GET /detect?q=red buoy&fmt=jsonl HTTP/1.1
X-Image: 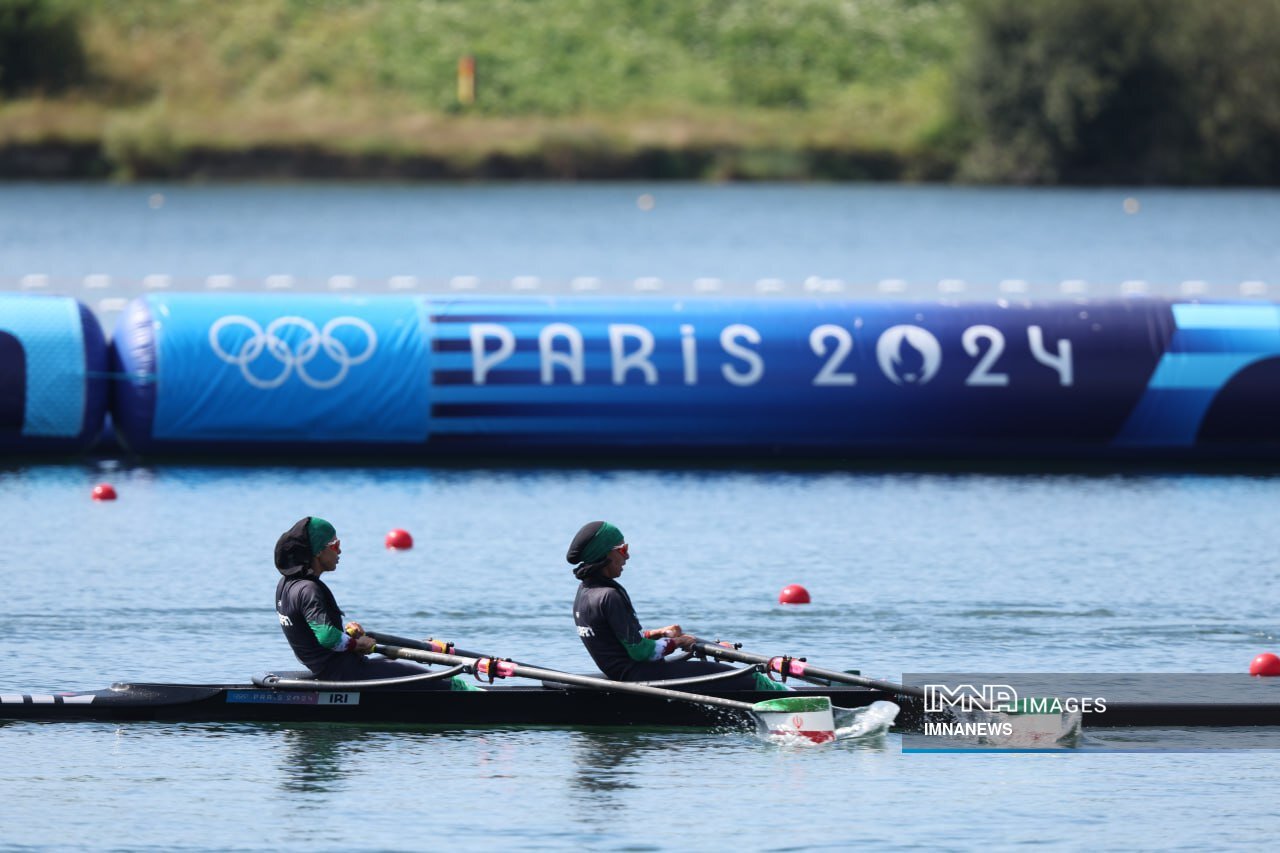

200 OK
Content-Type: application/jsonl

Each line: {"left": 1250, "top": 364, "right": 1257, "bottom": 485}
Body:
{"left": 91, "top": 483, "right": 117, "bottom": 501}
{"left": 385, "top": 528, "right": 414, "bottom": 550}
{"left": 1250, "top": 652, "right": 1280, "bottom": 677}
{"left": 778, "top": 584, "right": 811, "bottom": 605}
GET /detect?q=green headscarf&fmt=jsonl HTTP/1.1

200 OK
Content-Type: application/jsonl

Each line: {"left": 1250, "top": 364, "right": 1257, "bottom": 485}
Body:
{"left": 307, "top": 517, "right": 337, "bottom": 555}
{"left": 577, "top": 521, "right": 624, "bottom": 564}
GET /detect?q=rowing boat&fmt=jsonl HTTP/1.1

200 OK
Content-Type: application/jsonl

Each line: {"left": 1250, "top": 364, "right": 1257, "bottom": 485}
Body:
{"left": 0, "top": 677, "right": 876, "bottom": 728}
{"left": 4, "top": 675, "right": 1279, "bottom": 729}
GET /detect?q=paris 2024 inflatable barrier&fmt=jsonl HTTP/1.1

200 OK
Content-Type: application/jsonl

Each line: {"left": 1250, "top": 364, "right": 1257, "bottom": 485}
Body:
{"left": 103, "top": 293, "right": 1280, "bottom": 459}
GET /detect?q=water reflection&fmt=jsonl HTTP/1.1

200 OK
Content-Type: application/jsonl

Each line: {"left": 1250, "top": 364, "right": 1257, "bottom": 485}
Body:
{"left": 269, "top": 724, "right": 452, "bottom": 794}
{"left": 268, "top": 724, "right": 527, "bottom": 795}
{"left": 276, "top": 726, "right": 357, "bottom": 794}
{"left": 565, "top": 728, "right": 768, "bottom": 796}
{"left": 568, "top": 730, "right": 648, "bottom": 798}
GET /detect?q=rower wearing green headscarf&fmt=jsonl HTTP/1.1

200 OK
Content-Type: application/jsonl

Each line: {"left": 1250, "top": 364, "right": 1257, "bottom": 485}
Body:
{"left": 274, "top": 516, "right": 481, "bottom": 690}
{"left": 568, "top": 521, "right": 786, "bottom": 691}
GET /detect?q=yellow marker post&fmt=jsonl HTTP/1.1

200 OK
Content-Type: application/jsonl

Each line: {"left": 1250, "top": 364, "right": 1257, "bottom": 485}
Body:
{"left": 457, "top": 55, "right": 476, "bottom": 105}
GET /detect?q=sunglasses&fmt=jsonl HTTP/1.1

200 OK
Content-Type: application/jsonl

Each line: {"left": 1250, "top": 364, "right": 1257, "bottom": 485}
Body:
{"left": 612, "top": 543, "right": 629, "bottom": 555}
{"left": 327, "top": 539, "right": 342, "bottom": 554}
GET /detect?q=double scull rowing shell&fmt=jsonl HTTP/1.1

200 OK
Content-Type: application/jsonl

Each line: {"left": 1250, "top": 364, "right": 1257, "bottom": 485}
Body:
{"left": 4, "top": 676, "right": 1280, "bottom": 729}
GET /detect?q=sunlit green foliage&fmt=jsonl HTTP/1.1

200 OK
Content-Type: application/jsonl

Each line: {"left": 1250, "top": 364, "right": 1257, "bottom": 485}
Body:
{"left": 75, "top": 0, "right": 961, "bottom": 114}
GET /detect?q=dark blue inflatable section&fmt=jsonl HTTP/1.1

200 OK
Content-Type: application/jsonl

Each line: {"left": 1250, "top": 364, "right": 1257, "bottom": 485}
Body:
{"left": 102, "top": 293, "right": 1280, "bottom": 458}
{"left": 0, "top": 293, "right": 107, "bottom": 453}
{"left": 108, "top": 296, "right": 158, "bottom": 454}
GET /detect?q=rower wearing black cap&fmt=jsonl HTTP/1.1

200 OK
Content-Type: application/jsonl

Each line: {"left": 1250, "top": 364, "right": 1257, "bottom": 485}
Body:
{"left": 568, "top": 520, "right": 786, "bottom": 691}
{"left": 274, "top": 516, "right": 479, "bottom": 689}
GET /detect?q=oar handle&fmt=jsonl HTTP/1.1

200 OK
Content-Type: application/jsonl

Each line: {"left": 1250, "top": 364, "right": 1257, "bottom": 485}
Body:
{"left": 372, "top": 642, "right": 757, "bottom": 712}
{"left": 691, "top": 639, "right": 925, "bottom": 699}
{"left": 365, "top": 630, "right": 499, "bottom": 663}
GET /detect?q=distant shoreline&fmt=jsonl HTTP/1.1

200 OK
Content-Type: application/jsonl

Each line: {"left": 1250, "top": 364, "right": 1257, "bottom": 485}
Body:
{"left": 0, "top": 139, "right": 936, "bottom": 183}
{"left": 5, "top": 139, "right": 1273, "bottom": 185}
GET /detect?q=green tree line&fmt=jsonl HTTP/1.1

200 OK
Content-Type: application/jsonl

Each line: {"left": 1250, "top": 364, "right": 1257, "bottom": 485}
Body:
{"left": 1, "top": 0, "right": 1277, "bottom": 183}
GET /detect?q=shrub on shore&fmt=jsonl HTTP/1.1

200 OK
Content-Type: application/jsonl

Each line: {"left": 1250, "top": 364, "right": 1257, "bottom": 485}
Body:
{"left": 0, "top": 0, "right": 86, "bottom": 95}
{"left": 955, "top": 0, "right": 1280, "bottom": 184}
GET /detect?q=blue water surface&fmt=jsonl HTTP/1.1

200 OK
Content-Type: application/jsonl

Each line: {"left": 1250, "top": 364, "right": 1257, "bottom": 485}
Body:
{"left": 3, "top": 183, "right": 1280, "bottom": 850}
{"left": 1, "top": 182, "right": 1277, "bottom": 288}
{"left": 2, "top": 464, "right": 1278, "bottom": 850}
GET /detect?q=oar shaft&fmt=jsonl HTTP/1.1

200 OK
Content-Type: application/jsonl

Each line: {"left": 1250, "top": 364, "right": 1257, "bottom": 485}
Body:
{"left": 692, "top": 640, "right": 925, "bottom": 699}
{"left": 366, "top": 630, "right": 496, "bottom": 663}
{"left": 374, "top": 643, "right": 757, "bottom": 713}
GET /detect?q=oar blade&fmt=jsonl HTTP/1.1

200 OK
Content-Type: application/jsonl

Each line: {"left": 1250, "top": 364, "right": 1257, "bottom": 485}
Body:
{"left": 995, "top": 698, "right": 1083, "bottom": 746}
{"left": 751, "top": 696, "right": 836, "bottom": 744}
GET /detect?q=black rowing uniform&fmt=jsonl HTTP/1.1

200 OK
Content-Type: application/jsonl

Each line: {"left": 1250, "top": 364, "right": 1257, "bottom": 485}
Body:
{"left": 573, "top": 576, "right": 754, "bottom": 687}
{"left": 276, "top": 573, "right": 352, "bottom": 675}
{"left": 275, "top": 572, "right": 446, "bottom": 684}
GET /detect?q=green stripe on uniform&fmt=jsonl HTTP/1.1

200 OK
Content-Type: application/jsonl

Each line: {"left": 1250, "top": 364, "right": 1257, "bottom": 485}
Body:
{"left": 310, "top": 622, "right": 344, "bottom": 649}
{"left": 622, "top": 637, "right": 657, "bottom": 661}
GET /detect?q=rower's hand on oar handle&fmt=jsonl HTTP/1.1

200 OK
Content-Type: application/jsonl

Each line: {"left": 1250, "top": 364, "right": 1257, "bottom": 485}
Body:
{"left": 645, "top": 624, "right": 683, "bottom": 639}
{"left": 344, "top": 622, "right": 374, "bottom": 653}
{"left": 662, "top": 634, "right": 697, "bottom": 655}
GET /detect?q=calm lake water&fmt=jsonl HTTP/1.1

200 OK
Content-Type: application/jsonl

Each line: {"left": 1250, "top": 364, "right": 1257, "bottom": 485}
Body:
{"left": 2, "top": 182, "right": 1278, "bottom": 297}
{"left": 3, "top": 184, "right": 1280, "bottom": 850}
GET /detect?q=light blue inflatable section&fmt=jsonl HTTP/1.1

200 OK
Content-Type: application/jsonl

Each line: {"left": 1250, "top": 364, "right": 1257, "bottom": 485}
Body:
{"left": 150, "top": 294, "right": 431, "bottom": 443}
{"left": 0, "top": 294, "right": 86, "bottom": 437}
{"left": 1114, "top": 303, "right": 1280, "bottom": 446}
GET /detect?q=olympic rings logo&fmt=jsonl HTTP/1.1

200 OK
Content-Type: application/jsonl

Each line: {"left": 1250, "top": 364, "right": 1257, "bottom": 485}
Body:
{"left": 208, "top": 315, "right": 378, "bottom": 390}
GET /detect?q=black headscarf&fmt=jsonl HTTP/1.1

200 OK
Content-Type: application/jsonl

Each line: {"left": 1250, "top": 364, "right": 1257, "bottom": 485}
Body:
{"left": 274, "top": 517, "right": 317, "bottom": 578}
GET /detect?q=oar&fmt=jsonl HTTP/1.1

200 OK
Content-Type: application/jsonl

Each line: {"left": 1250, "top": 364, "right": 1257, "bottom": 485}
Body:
{"left": 366, "top": 631, "right": 535, "bottom": 667}
{"left": 691, "top": 638, "right": 925, "bottom": 700}
{"left": 372, "top": 641, "right": 839, "bottom": 743}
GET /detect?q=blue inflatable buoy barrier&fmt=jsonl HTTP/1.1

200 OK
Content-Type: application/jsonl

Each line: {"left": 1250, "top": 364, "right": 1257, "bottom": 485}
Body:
{"left": 105, "top": 293, "right": 1280, "bottom": 459}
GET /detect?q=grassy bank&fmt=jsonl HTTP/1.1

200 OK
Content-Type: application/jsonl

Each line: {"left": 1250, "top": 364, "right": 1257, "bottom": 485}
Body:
{"left": 3, "top": 0, "right": 1278, "bottom": 183}
{"left": 0, "top": 0, "right": 965, "bottom": 180}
